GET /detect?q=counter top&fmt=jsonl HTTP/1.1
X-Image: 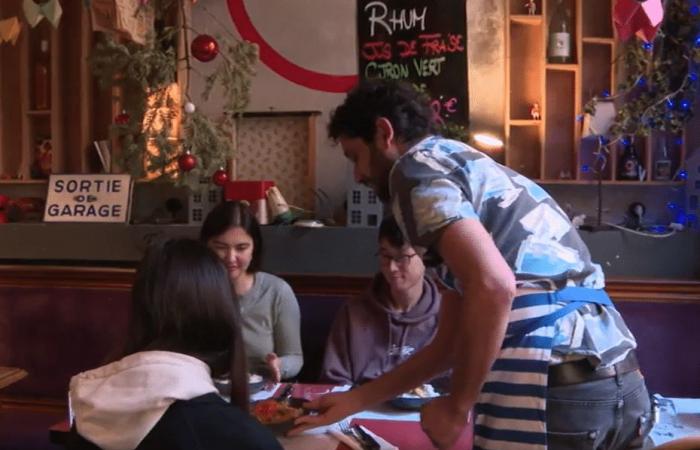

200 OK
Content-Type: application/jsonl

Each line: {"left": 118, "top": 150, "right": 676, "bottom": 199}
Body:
{"left": 0, "top": 223, "right": 698, "bottom": 279}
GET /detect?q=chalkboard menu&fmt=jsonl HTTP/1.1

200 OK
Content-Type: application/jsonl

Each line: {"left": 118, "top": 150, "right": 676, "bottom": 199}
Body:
{"left": 357, "top": 0, "right": 469, "bottom": 128}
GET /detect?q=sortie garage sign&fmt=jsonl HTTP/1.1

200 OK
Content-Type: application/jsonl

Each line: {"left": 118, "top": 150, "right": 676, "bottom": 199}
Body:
{"left": 43, "top": 174, "right": 133, "bottom": 223}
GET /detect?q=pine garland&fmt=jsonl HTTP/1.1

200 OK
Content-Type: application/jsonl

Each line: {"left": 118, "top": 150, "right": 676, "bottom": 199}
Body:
{"left": 91, "top": 29, "right": 178, "bottom": 179}
{"left": 90, "top": 1, "right": 258, "bottom": 184}
{"left": 585, "top": 0, "right": 700, "bottom": 143}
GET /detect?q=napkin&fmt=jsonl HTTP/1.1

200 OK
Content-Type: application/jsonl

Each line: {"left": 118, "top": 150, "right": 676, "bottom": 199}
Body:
{"left": 327, "top": 423, "right": 398, "bottom": 450}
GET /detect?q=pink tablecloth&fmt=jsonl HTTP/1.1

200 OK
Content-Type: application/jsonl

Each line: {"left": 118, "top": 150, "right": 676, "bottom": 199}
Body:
{"left": 348, "top": 418, "right": 473, "bottom": 450}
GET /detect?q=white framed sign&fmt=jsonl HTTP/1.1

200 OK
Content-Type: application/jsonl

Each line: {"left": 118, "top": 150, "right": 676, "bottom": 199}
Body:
{"left": 43, "top": 174, "right": 133, "bottom": 223}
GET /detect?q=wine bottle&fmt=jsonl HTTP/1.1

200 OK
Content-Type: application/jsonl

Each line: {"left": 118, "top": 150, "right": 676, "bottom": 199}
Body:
{"left": 34, "top": 39, "right": 50, "bottom": 110}
{"left": 653, "top": 137, "right": 672, "bottom": 181}
{"left": 548, "top": 0, "right": 572, "bottom": 64}
{"left": 618, "top": 140, "right": 641, "bottom": 181}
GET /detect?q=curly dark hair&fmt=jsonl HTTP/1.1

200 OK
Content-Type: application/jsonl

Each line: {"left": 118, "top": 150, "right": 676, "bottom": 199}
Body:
{"left": 328, "top": 80, "right": 436, "bottom": 143}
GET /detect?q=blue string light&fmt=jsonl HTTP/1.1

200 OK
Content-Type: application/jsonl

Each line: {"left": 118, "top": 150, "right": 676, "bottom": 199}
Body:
{"left": 675, "top": 211, "right": 688, "bottom": 225}
{"left": 637, "top": 76, "right": 647, "bottom": 87}
{"left": 621, "top": 137, "right": 631, "bottom": 146}
{"left": 675, "top": 137, "right": 684, "bottom": 146}
{"left": 695, "top": 35, "right": 700, "bottom": 47}
{"left": 642, "top": 42, "right": 654, "bottom": 51}
{"left": 647, "top": 225, "right": 668, "bottom": 234}
{"left": 679, "top": 169, "right": 688, "bottom": 180}
{"left": 666, "top": 98, "right": 676, "bottom": 109}
{"left": 601, "top": 89, "right": 611, "bottom": 98}
{"left": 690, "top": 72, "right": 699, "bottom": 82}
{"left": 680, "top": 99, "right": 691, "bottom": 110}
{"left": 582, "top": 164, "right": 590, "bottom": 173}
{"left": 691, "top": 4, "right": 700, "bottom": 15}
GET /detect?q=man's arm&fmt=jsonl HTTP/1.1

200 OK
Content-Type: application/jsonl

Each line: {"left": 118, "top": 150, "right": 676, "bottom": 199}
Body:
{"left": 438, "top": 218, "right": 516, "bottom": 411}
{"left": 420, "top": 218, "right": 516, "bottom": 448}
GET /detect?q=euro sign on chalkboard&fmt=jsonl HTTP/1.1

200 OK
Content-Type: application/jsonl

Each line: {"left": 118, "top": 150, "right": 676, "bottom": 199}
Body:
{"left": 357, "top": 0, "right": 469, "bottom": 129}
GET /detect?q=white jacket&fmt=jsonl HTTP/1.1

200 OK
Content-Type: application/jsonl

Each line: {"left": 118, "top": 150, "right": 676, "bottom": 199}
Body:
{"left": 69, "top": 351, "right": 217, "bottom": 450}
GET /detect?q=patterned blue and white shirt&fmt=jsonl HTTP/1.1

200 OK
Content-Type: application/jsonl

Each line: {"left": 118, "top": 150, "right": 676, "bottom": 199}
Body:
{"left": 390, "top": 136, "right": 636, "bottom": 366}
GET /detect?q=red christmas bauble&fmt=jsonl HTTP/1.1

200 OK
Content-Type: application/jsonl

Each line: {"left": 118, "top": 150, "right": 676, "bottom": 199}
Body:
{"left": 191, "top": 34, "right": 219, "bottom": 62}
{"left": 212, "top": 168, "right": 229, "bottom": 186}
{"left": 178, "top": 152, "right": 197, "bottom": 172}
{"left": 114, "top": 112, "right": 130, "bottom": 125}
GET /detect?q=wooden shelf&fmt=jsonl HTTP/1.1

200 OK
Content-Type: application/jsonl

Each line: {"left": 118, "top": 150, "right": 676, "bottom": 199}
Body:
{"left": 0, "top": 0, "right": 93, "bottom": 180}
{"left": 509, "top": 119, "right": 542, "bottom": 126}
{"left": 536, "top": 179, "right": 685, "bottom": 186}
{"left": 510, "top": 15, "right": 543, "bottom": 25}
{"left": 582, "top": 37, "right": 615, "bottom": 45}
{"left": 501, "top": 0, "right": 687, "bottom": 186}
{"left": 545, "top": 64, "right": 579, "bottom": 72}
{"left": 0, "top": 179, "right": 49, "bottom": 185}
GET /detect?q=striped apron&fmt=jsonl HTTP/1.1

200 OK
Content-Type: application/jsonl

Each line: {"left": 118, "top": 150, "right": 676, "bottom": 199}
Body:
{"left": 473, "top": 287, "right": 614, "bottom": 450}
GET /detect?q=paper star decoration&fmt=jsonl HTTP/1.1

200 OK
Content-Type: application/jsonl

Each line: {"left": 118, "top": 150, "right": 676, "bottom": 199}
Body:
{"left": 614, "top": 0, "right": 664, "bottom": 42}
{"left": 23, "top": 0, "right": 63, "bottom": 29}
{"left": 0, "top": 17, "right": 21, "bottom": 45}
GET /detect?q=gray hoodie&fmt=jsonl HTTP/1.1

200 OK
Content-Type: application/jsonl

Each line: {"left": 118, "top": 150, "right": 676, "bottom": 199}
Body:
{"left": 321, "top": 275, "right": 442, "bottom": 385}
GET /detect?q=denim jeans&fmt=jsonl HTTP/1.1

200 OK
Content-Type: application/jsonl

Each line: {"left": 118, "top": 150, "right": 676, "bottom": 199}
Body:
{"left": 546, "top": 369, "right": 653, "bottom": 449}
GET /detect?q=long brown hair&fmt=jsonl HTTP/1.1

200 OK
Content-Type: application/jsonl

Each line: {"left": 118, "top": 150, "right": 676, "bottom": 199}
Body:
{"left": 125, "top": 238, "right": 249, "bottom": 409}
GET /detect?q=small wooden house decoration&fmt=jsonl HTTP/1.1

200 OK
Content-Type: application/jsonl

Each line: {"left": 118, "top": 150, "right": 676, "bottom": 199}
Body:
{"left": 346, "top": 182, "right": 382, "bottom": 227}
{"left": 685, "top": 149, "right": 700, "bottom": 228}
{"left": 188, "top": 177, "right": 222, "bottom": 224}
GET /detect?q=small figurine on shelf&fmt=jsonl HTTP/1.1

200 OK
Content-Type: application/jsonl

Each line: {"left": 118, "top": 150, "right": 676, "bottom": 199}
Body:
{"left": 530, "top": 102, "right": 541, "bottom": 120}
{"left": 524, "top": 0, "right": 537, "bottom": 15}
{"left": 653, "top": 138, "right": 672, "bottom": 181}
{"left": 30, "top": 138, "right": 52, "bottom": 179}
{"left": 558, "top": 169, "right": 572, "bottom": 180}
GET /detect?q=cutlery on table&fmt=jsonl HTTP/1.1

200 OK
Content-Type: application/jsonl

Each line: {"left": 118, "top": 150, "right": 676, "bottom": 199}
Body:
{"left": 338, "top": 419, "right": 381, "bottom": 450}
{"left": 274, "top": 383, "right": 294, "bottom": 402}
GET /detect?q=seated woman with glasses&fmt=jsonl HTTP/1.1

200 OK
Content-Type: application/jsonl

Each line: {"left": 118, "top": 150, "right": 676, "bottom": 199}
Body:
{"left": 321, "top": 216, "right": 443, "bottom": 385}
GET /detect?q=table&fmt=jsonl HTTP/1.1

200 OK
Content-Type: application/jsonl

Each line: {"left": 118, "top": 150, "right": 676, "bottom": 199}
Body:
{"left": 49, "top": 386, "right": 700, "bottom": 449}
{"left": 50, "top": 383, "right": 473, "bottom": 449}
{"left": 647, "top": 397, "right": 700, "bottom": 447}
{"left": 0, "top": 366, "right": 27, "bottom": 390}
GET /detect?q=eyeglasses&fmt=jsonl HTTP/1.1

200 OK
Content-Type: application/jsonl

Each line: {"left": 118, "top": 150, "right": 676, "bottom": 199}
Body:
{"left": 377, "top": 252, "right": 418, "bottom": 266}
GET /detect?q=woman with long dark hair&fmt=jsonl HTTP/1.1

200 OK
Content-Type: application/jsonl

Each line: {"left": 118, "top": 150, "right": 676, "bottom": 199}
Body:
{"left": 201, "top": 201, "right": 302, "bottom": 383}
{"left": 68, "top": 238, "right": 282, "bottom": 450}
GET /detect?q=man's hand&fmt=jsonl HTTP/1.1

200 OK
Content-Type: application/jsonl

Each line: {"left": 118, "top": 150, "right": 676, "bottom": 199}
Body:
{"left": 265, "top": 353, "right": 282, "bottom": 383}
{"left": 420, "top": 396, "right": 471, "bottom": 449}
{"left": 288, "top": 391, "right": 363, "bottom": 436}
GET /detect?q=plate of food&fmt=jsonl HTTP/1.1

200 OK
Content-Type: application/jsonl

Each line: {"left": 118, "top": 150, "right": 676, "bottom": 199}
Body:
{"left": 250, "top": 397, "right": 305, "bottom": 434}
{"left": 389, "top": 384, "right": 443, "bottom": 410}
